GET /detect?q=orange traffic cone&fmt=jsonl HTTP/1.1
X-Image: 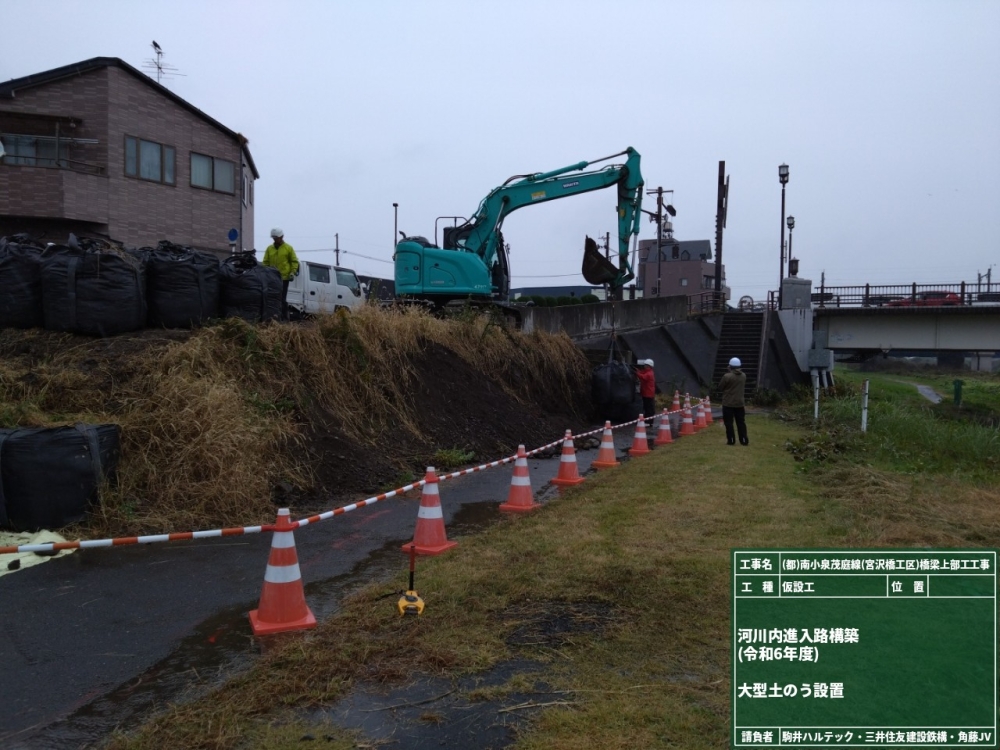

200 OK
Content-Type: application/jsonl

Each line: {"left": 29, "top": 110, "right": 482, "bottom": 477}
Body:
{"left": 500, "top": 445, "right": 541, "bottom": 512}
{"left": 654, "top": 409, "right": 674, "bottom": 445}
{"left": 684, "top": 392, "right": 692, "bottom": 411}
{"left": 550, "top": 430, "right": 585, "bottom": 487}
{"left": 402, "top": 467, "right": 458, "bottom": 555}
{"left": 704, "top": 396, "right": 715, "bottom": 425}
{"left": 680, "top": 404, "right": 696, "bottom": 436}
{"left": 249, "top": 508, "right": 317, "bottom": 636}
{"left": 591, "top": 421, "right": 620, "bottom": 470}
{"left": 695, "top": 401, "right": 707, "bottom": 430}
{"left": 671, "top": 391, "right": 682, "bottom": 435}
{"left": 629, "top": 416, "right": 651, "bottom": 456}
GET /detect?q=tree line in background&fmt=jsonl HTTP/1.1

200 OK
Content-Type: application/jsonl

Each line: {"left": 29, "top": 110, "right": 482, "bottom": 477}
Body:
{"left": 519, "top": 294, "right": 601, "bottom": 307}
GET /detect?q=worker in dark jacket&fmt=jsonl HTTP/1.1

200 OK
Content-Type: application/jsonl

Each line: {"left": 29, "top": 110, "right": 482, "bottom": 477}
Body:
{"left": 718, "top": 357, "right": 748, "bottom": 446}
{"left": 635, "top": 359, "right": 657, "bottom": 426}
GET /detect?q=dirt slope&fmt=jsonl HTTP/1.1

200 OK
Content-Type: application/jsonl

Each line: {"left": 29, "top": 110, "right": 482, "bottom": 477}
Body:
{"left": 0, "top": 313, "right": 594, "bottom": 533}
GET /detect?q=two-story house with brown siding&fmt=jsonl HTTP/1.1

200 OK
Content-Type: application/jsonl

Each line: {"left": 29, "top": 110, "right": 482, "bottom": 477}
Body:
{"left": 0, "top": 57, "right": 258, "bottom": 255}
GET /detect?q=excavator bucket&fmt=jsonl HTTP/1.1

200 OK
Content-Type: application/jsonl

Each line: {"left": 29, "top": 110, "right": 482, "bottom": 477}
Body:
{"left": 581, "top": 235, "right": 619, "bottom": 285}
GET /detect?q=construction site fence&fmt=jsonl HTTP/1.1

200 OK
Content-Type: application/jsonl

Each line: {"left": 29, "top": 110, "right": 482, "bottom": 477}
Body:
{"left": 0, "top": 398, "right": 712, "bottom": 556}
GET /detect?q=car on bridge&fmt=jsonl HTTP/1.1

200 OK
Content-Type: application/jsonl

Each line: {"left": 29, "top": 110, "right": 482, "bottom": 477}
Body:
{"left": 884, "top": 291, "right": 962, "bottom": 307}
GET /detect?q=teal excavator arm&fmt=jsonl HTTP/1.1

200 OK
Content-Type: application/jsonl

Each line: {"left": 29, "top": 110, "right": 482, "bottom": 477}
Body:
{"left": 394, "top": 148, "right": 644, "bottom": 304}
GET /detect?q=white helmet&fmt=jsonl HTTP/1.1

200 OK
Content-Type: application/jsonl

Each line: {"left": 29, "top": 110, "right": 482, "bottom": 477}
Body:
{"left": 729, "top": 357, "right": 741, "bottom": 368}
{"left": 270, "top": 227, "right": 284, "bottom": 239}
{"left": 644, "top": 359, "right": 654, "bottom": 367}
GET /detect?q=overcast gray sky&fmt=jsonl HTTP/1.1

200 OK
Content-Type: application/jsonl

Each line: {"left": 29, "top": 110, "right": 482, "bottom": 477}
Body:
{"left": 4, "top": 0, "right": 998, "bottom": 303}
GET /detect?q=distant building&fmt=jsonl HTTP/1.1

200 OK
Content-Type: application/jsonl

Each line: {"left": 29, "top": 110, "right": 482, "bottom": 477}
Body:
{"left": 0, "top": 57, "right": 258, "bottom": 254}
{"left": 637, "top": 237, "right": 730, "bottom": 305}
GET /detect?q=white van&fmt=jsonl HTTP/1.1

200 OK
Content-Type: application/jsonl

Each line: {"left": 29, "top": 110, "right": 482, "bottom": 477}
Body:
{"left": 286, "top": 261, "right": 365, "bottom": 317}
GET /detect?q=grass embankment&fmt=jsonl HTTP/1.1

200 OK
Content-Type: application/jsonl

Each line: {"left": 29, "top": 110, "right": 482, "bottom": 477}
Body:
{"left": 106, "top": 382, "right": 1000, "bottom": 749}
{"left": 0, "top": 308, "right": 590, "bottom": 536}
{"left": 789, "top": 368, "right": 1000, "bottom": 483}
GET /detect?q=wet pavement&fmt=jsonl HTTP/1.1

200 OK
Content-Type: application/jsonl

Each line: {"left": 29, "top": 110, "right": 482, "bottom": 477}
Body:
{"left": 0, "top": 427, "right": 651, "bottom": 748}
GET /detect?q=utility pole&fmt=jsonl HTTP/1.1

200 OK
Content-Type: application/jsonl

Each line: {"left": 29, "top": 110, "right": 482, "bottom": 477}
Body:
{"left": 642, "top": 187, "right": 675, "bottom": 298}
{"left": 335, "top": 233, "right": 340, "bottom": 265}
{"left": 393, "top": 203, "right": 399, "bottom": 253}
{"left": 655, "top": 188, "right": 663, "bottom": 296}
{"left": 605, "top": 231, "right": 611, "bottom": 261}
{"left": 714, "top": 161, "right": 729, "bottom": 305}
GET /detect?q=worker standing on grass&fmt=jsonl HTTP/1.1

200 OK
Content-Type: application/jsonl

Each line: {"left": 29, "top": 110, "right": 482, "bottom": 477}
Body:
{"left": 719, "top": 357, "right": 748, "bottom": 446}
{"left": 262, "top": 228, "right": 299, "bottom": 321}
{"left": 635, "top": 359, "right": 657, "bottom": 426}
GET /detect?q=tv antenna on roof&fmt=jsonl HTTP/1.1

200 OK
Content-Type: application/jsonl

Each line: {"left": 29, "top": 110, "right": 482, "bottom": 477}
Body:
{"left": 143, "top": 41, "right": 185, "bottom": 85}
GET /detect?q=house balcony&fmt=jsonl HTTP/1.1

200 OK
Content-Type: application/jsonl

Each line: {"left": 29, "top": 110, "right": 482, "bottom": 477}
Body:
{"left": 0, "top": 163, "right": 108, "bottom": 224}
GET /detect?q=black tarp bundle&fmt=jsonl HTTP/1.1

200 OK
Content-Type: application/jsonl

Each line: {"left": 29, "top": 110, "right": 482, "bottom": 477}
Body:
{"left": 592, "top": 361, "right": 637, "bottom": 405}
{"left": 592, "top": 339, "right": 639, "bottom": 422}
{"left": 219, "top": 252, "right": 282, "bottom": 323}
{"left": 0, "top": 424, "right": 121, "bottom": 532}
{"left": 0, "top": 235, "right": 46, "bottom": 329}
{"left": 145, "top": 241, "right": 220, "bottom": 328}
{"left": 41, "top": 235, "right": 147, "bottom": 336}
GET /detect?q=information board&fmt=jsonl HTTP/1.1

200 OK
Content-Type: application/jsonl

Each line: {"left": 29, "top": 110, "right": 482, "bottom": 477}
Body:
{"left": 732, "top": 550, "right": 997, "bottom": 747}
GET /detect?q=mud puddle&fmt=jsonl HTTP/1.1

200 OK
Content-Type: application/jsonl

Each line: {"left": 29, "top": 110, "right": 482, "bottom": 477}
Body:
{"left": 313, "top": 658, "right": 548, "bottom": 750}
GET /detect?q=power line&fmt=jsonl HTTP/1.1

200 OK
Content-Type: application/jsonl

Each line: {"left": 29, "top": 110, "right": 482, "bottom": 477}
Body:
{"left": 511, "top": 272, "right": 586, "bottom": 279}
{"left": 296, "top": 248, "right": 393, "bottom": 264}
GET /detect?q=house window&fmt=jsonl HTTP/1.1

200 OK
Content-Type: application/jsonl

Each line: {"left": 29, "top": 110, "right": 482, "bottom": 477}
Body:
{"left": 242, "top": 171, "right": 249, "bottom": 207}
{"left": 191, "top": 152, "right": 235, "bottom": 194}
{"left": 125, "top": 136, "right": 174, "bottom": 184}
{"left": 680, "top": 278, "right": 688, "bottom": 287}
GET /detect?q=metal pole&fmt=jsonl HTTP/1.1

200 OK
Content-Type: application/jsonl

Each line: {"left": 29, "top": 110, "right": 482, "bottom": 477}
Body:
{"left": 779, "top": 184, "right": 786, "bottom": 305}
{"left": 335, "top": 233, "right": 339, "bottom": 265}
{"left": 861, "top": 379, "right": 870, "bottom": 432}
{"left": 656, "top": 187, "right": 663, "bottom": 297}
{"left": 714, "top": 161, "right": 726, "bottom": 306}
{"left": 812, "top": 369, "right": 820, "bottom": 421}
{"left": 393, "top": 203, "right": 399, "bottom": 250}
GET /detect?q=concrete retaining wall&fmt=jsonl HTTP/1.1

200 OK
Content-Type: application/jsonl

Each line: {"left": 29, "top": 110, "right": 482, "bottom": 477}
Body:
{"left": 519, "top": 296, "right": 689, "bottom": 338}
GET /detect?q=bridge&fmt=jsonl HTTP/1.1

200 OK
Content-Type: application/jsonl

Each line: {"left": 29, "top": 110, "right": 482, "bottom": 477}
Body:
{"left": 810, "top": 282, "right": 1000, "bottom": 358}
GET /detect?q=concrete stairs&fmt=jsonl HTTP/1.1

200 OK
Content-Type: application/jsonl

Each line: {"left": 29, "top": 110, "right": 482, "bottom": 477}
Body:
{"left": 712, "top": 312, "right": 764, "bottom": 399}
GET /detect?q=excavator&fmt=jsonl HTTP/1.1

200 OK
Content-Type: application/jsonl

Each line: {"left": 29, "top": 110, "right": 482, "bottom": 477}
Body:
{"left": 393, "top": 147, "right": 644, "bottom": 306}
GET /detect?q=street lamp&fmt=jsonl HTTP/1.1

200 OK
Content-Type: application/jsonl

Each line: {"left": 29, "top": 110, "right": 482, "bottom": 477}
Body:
{"left": 786, "top": 216, "right": 796, "bottom": 276}
{"left": 778, "top": 164, "right": 789, "bottom": 303}
{"left": 393, "top": 202, "right": 399, "bottom": 254}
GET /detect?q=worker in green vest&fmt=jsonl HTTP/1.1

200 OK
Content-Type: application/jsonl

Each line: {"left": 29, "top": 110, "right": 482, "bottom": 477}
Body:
{"left": 263, "top": 227, "right": 299, "bottom": 321}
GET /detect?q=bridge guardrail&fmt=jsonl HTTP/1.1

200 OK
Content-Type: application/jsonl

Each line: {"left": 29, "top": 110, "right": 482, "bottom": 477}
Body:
{"left": 811, "top": 282, "right": 998, "bottom": 308}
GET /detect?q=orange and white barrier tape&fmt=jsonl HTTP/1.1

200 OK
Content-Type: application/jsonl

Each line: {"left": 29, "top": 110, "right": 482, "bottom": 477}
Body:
{"left": 0, "top": 523, "right": 273, "bottom": 556}
{"left": 0, "top": 399, "right": 717, "bottom": 555}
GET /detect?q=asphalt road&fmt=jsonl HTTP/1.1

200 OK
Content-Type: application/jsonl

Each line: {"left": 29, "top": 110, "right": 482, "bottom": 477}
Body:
{"left": 0, "top": 431, "right": 643, "bottom": 748}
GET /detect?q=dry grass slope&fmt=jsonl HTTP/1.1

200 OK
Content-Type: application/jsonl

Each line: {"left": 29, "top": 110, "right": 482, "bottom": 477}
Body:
{"left": 0, "top": 307, "right": 591, "bottom": 536}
